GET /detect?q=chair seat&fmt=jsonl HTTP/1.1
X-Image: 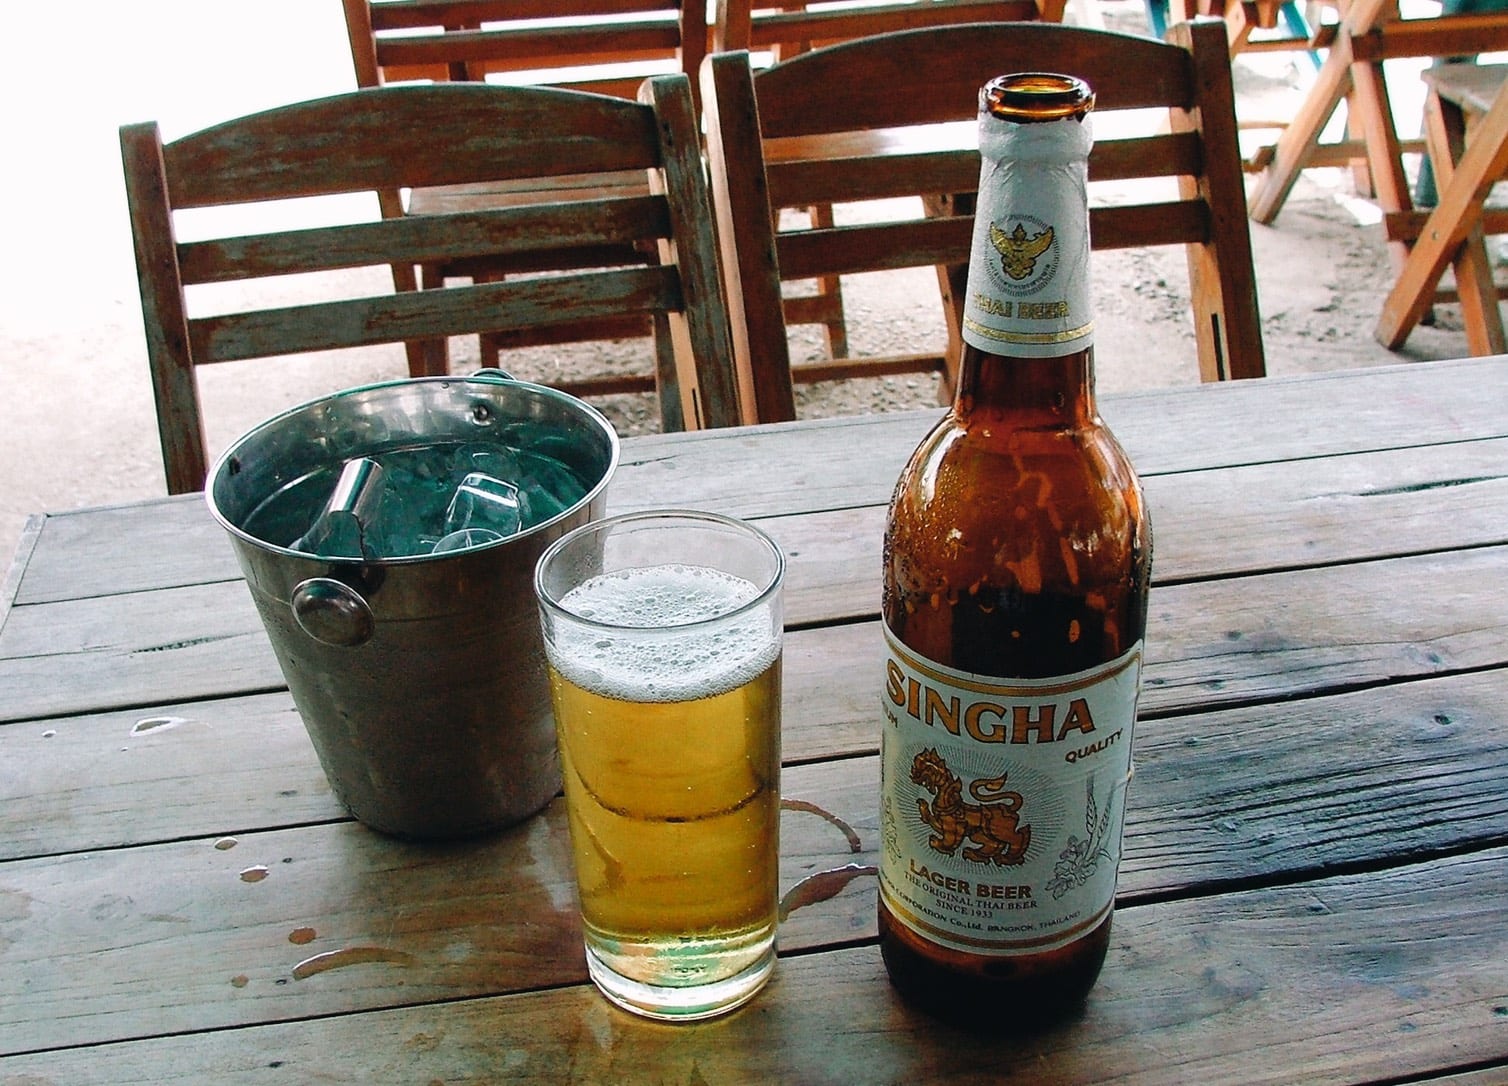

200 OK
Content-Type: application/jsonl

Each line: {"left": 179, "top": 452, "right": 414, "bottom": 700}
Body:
{"left": 1424, "top": 62, "right": 1508, "bottom": 117}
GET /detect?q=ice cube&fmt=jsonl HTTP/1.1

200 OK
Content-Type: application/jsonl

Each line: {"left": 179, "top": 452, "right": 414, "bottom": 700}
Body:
{"left": 444, "top": 472, "right": 528, "bottom": 539}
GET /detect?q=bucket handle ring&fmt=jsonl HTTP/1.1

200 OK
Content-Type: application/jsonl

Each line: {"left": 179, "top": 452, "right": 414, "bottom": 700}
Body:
{"left": 291, "top": 577, "right": 376, "bottom": 648}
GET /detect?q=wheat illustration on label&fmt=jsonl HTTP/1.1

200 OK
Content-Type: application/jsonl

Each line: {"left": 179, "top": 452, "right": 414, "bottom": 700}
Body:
{"left": 1047, "top": 775, "right": 1114, "bottom": 900}
{"left": 910, "top": 748, "right": 1032, "bottom": 866}
{"left": 990, "top": 220, "right": 1054, "bottom": 281}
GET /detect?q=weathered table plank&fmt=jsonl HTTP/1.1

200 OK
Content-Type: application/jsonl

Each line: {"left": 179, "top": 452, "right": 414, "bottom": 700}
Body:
{"left": 4, "top": 846, "right": 1504, "bottom": 1084}
{"left": 764, "top": 434, "right": 1508, "bottom": 624}
{"left": 609, "top": 357, "right": 1508, "bottom": 519}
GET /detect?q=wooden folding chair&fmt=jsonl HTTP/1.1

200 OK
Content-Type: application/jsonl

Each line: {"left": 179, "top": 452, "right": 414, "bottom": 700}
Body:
{"left": 701, "top": 18, "right": 1266, "bottom": 425}
{"left": 711, "top": 0, "right": 1060, "bottom": 362}
{"left": 342, "top": 0, "right": 709, "bottom": 372}
{"left": 121, "top": 77, "right": 739, "bottom": 495}
{"left": 1246, "top": 0, "right": 1508, "bottom": 271}
{"left": 1376, "top": 62, "right": 1508, "bottom": 353}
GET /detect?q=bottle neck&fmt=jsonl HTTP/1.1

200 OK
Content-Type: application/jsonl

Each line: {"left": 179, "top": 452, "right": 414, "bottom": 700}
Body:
{"left": 953, "top": 344, "right": 1096, "bottom": 428}
{"left": 960, "top": 87, "right": 1095, "bottom": 376}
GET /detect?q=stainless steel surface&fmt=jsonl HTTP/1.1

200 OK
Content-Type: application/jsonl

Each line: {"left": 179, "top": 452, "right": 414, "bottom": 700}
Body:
{"left": 206, "top": 375, "right": 619, "bottom": 839}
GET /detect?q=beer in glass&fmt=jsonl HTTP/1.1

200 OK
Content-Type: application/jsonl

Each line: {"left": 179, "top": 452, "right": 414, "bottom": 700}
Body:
{"left": 534, "top": 510, "right": 785, "bottom": 1020}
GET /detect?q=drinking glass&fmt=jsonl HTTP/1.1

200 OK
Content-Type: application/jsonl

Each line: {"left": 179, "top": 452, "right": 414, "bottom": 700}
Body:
{"left": 534, "top": 510, "right": 785, "bottom": 1020}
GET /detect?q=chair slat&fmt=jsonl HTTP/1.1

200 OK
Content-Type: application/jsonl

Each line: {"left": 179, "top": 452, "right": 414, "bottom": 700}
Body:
{"left": 367, "top": 0, "right": 673, "bottom": 30}
{"left": 176, "top": 196, "right": 671, "bottom": 284}
{"left": 776, "top": 218, "right": 976, "bottom": 282}
{"left": 751, "top": 25, "right": 1196, "bottom": 138}
{"left": 163, "top": 86, "right": 660, "bottom": 207}
{"left": 188, "top": 266, "right": 681, "bottom": 364}
{"left": 764, "top": 134, "right": 1203, "bottom": 209}
{"left": 774, "top": 202, "right": 1210, "bottom": 283}
{"left": 743, "top": 0, "right": 1040, "bottom": 49}
{"left": 373, "top": 23, "right": 682, "bottom": 70}
{"left": 1090, "top": 201, "right": 1210, "bottom": 250}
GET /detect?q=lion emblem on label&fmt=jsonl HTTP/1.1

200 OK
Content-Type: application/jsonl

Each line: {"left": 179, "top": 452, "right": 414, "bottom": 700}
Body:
{"left": 990, "top": 220, "right": 1055, "bottom": 282}
{"left": 910, "top": 748, "right": 1032, "bottom": 866}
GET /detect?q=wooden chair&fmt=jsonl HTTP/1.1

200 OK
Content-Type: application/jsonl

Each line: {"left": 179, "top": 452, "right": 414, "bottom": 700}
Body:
{"left": 1376, "top": 62, "right": 1508, "bottom": 353}
{"left": 711, "top": 0, "right": 1061, "bottom": 362}
{"left": 342, "top": 0, "right": 709, "bottom": 372}
{"left": 1246, "top": 0, "right": 1508, "bottom": 272}
{"left": 121, "top": 77, "right": 739, "bottom": 496}
{"left": 701, "top": 18, "right": 1267, "bottom": 425}
{"left": 346, "top": 0, "right": 707, "bottom": 98}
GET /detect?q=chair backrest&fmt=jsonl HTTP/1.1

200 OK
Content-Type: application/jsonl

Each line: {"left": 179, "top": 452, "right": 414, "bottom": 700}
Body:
{"left": 712, "top": 0, "right": 1057, "bottom": 57}
{"left": 701, "top": 18, "right": 1267, "bottom": 424}
{"left": 345, "top": 0, "right": 707, "bottom": 103}
{"left": 121, "top": 76, "right": 738, "bottom": 495}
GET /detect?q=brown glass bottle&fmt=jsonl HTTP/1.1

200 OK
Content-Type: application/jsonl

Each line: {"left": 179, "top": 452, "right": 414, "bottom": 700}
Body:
{"left": 877, "top": 74, "right": 1152, "bottom": 1027}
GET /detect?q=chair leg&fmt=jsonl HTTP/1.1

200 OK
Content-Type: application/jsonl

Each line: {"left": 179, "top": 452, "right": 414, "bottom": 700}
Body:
{"left": 1426, "top": 93, "right": 1506, "bottom": 354}
{"left": 415, "top": 263, "right": 453, "bottom": 377}
{"left": 806, "top": 204, "right": 850, "bottom": 359}
{"left": 387, "top": 261, "right": 432, "bottom": 379}
{"left": 652, "top": 312, "right": 688, "bottom": 432}
{"left": 923, "top": 192, "right": 974, "bottom": 404}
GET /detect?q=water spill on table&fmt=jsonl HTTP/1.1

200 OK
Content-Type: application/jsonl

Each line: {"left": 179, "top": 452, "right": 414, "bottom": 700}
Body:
{"left": 780, "top": 863, "right": 878, "bottom": 922}
{"left": 130, "top": 715, "right": 186, "bottom": 736}
{"left": 781, "top": 798, "right": 863, "bottom": 853}
{"left": 239, "top": 865, "right": 270, "bottom": 883}
{"left": 292, "top": 946, "right": 417, "bottom": 980}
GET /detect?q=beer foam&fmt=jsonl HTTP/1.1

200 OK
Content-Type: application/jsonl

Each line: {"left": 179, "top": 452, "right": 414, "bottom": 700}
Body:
{"left": 550, "top": 564, "right": 780, "bottom": 703}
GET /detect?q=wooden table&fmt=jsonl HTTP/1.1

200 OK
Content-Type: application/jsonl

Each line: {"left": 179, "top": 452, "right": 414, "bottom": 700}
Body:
{"left": 4, "top": 358, "right": 1508, "bottom": 1083}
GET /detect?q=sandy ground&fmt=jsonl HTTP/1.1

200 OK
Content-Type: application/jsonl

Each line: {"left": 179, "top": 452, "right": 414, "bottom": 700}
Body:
{"left": 0, "top": 1, "right": 1484, "bottom": 568}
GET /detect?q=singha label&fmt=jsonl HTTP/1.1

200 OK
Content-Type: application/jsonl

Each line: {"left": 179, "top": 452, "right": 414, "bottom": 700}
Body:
{"left": 879, "top": 625, "right": 1140, "bottom": 955}
{"left": 961, "top": 111, "right": 1094, "bottom": 358}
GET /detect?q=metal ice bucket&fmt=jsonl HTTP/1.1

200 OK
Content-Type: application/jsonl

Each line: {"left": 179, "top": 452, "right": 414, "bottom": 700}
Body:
{"left": 206, "top": 375, "right": 619, "bottom": 840}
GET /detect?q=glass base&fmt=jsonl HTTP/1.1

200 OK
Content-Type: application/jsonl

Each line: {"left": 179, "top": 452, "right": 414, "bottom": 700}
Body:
{"left": 584, "top": 939, "right": 775, "bottom": 1022}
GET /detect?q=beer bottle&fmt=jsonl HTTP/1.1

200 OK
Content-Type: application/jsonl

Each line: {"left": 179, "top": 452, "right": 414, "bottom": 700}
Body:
{"left": 878, "top": 73, "right": 1152, "bottom": 1024}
